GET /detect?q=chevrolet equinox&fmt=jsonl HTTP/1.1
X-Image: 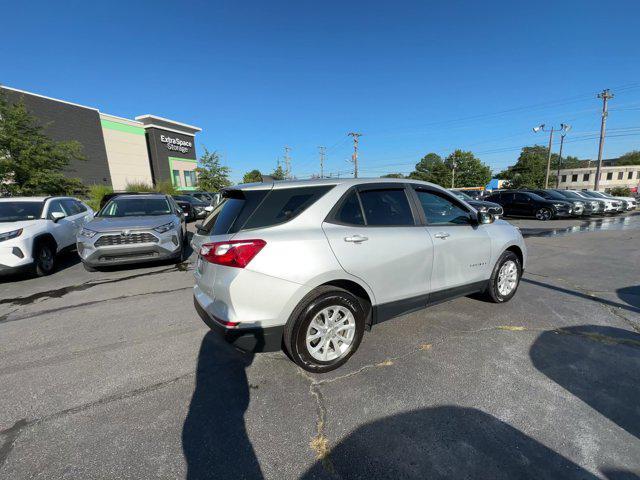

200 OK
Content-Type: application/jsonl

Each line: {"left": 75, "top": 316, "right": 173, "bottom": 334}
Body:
{"left": 192, "top": 178, "right": 526, "bottom": 372}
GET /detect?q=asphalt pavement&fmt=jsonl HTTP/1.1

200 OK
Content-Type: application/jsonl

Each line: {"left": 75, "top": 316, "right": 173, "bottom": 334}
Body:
{"left": 1, "top": 215, "right": 639, "bottom": 479}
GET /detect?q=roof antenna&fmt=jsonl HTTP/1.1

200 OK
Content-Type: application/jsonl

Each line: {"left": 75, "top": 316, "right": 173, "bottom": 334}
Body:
{"left": 261, "top": 175, "right": 275, "bottom": 183}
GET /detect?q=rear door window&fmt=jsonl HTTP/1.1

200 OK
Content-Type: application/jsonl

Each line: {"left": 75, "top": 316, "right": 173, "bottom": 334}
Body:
{"left": 333, "top": 191, "right": 365, "bottom": 225}
{"left": 358, "top": 188, "right": 415, "bottom": 226}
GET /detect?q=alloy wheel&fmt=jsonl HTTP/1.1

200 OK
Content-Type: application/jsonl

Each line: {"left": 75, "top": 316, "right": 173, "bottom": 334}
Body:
{"left": 497, "top": 260, "right": 518, "bottom": 296}
{"left": 305, "top": 305, "right": 356, "bottom": 362}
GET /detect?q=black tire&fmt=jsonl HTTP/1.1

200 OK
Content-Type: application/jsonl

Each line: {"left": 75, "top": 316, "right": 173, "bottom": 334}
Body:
{"left": 284, "top": 286, "right": 366, "bottom": 373}
{"left": 534, "top": 208, "right": 552, "bottom": 221}
{"left": 486, "top": 251, "right": 522, "bottom": 303}
{"left": 34, "top": 242, "right": 56, "bottom": 276}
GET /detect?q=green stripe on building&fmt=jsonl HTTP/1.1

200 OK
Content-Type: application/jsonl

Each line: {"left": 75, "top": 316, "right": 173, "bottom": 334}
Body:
{"left": 168, "top": 156, "right": 198, "bottom": 163}
{"left": 100, "top": 119, "right": 146, "bottom": 135}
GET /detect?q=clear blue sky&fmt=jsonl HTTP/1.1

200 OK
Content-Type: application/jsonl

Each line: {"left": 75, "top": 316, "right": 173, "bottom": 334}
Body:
{"left": 2, "top": 0, "right": 639, "bottom": 182}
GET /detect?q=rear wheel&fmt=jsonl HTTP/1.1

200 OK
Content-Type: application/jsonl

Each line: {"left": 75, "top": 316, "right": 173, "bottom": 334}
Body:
{"left": 535, "top": 208, "right": 552, "bottom": 221}
{"left": 34, "top": 242, "right": 56, "bottom": 276}
{"left": 284, "top": 286, "right": 365, "bottom": 373}
{"left": 486, "top": 251, "right": 521, "bottom": 303}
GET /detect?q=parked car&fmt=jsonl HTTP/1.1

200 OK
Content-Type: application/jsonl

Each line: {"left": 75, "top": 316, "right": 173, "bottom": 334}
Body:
{"left": 483, "top": 191, "right": 572, "bottom": 220}
{"left": 175, "top": 198, "right": 196, "bottom": 222}
{"left": 571, "top": 190, "right": 621, "bottom": 214}
{"left": 173, "top": 195, "right": 213, "bottom": 219}
{"left": 582, "top": 190, "right": 637, "bottom": 211}
{"left": 523, "top": 189, "right": 585, "bottom": 216}
{"left": 192, "top": 178, "right": 526, "bottom": 372}
{"left": 77, "top": 194, "right": 187, "bottom": 270}
{"left": 449, "top": 190, "right": 503, "bottom": 217}
{"left": 452, "top": 189, "right": 485, "bottom": 200}
{"left": 551, "top": 189, "right": 604, "bottom": 215}
{"left": 0, "top": 196, "right": 93, "bottom": 276}
{"left": 184, "top": 191, "right": 215, "bottom": 205}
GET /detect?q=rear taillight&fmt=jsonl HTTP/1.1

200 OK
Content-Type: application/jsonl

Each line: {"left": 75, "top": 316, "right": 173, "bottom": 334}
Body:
{"left": 200, "top": 239, "right": 266, "bottom": 268}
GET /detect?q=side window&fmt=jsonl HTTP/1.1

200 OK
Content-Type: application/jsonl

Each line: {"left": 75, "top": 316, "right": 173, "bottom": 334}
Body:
{"left": 358, "top": 188, "right": 414, "bottom": 226}
{"left": 514, "top": 193, "right": 529, "bottom": 202}
{"left": 61, "top": 199, "right": 81, "bottom": 215}
{"left": 501, "top": 193, "right": 514, "bottom": 202}
{"left": 334, "top": 190, "right": 365, "bottom": 225}
{"left": 414, "top": 189, "right": 472, "bottom": 226}
{"left": 74, "top": 200, "right": 88, "bottom": 213}
{"left": 47, "top": 200, "right": 68, "bottom": 219}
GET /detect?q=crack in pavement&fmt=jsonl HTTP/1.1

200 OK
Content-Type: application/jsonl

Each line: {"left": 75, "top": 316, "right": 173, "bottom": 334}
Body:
{"left": 0, "top": 286, "right": 193, "bottom": 324}
{"left": 0, "top": 262, "right": 193, "bottom": 308}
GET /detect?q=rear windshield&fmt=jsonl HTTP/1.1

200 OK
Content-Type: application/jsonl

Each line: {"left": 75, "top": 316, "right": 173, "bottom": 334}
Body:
{"left": 0, "top": 201, "right": 44, "bottom": 222}
{"left": 199, "top": 185, "right": 333, "bottom": 235}
{"left": 98, "top": 198, "right": 171, "bottom": 217}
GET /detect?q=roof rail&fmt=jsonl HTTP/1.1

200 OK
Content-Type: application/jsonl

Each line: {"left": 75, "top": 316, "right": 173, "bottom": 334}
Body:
{"left": 261, "top": 175, "right": 275, "bottom": 184}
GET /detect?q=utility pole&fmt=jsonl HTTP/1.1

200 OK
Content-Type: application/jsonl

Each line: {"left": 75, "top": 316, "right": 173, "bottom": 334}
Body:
{"left": 594, "top": 89, "right": 614, "bottom": 191}
{"left": 348, "top": 132, "right": 362, "bottom": 178}
{"left": 283, "top": 146, "right": 291, "bottom": 180}
{"left": 318, "top": 146, "right": 326, "bottom": 178}
{"left": 555, "top": 123, "right": 571, "bottom": 188}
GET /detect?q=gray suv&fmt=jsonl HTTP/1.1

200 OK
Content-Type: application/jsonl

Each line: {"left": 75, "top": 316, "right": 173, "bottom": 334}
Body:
{"left": 77, "top": 194, "right": 187, "bottom": 270}
{"left": 192, "top": 178, "right": 527, "bottom": 372}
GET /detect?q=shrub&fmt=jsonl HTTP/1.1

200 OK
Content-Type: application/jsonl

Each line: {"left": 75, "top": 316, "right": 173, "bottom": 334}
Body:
{"left": 154, "top": 180, "right": 178, "bottom": 195}
{"left": 125, "top": 181, "right": 154, "bottom": 192}
{"left": 610, "top": 186, "right": 631, "bottom": 197}
{"left": 86, "top": 184, "right": 113, "bottom": 211}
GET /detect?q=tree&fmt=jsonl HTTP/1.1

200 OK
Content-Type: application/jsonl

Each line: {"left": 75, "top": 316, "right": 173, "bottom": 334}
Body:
{"left": 610, "top": 186, "right": 632, "bottom": 196}
{"left": 497, "top": 145, "right": 556, "bottom": 189}
{"left": 242, "top": 169, "right": 262, "bottom": 184}
{"left": 0, "top": 90, "right": 86, "bottom": 196}
{"left": 271, "top": 164, "right": 286, "bottom": 180}
{"left": 444, "top": 150, "right": 492, "bottom": 188}
{"left": 409, "top": 153, "right": 451, "bottom": 187}
{"left": 195, "top": 147, "right": 231, "bottom": 191}
{"left": 616, "top": 151, "right": 640, "bottom": 166}
{"left": 381, "top": 173, "right": 405, "bottom": 178}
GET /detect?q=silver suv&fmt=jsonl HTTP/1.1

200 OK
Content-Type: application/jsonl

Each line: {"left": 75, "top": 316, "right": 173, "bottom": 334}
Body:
{"left": 77, "top": 194, "right": 187, "bottom": 270}
{"left": 192, "top": 178, "right": 527, "bottom": 372}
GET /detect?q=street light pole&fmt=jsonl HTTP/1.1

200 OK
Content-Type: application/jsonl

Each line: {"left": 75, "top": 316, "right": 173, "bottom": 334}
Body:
{"left": 556, "top": 133, "right": 565, "bottom": 188}
{"left": 543, "top": 126, "right": 555, "bottom": 189}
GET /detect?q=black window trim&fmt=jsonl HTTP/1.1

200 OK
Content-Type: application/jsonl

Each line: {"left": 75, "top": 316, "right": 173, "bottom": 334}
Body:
{"left": 408, "top": 183, "right": 478, "bottom": 227}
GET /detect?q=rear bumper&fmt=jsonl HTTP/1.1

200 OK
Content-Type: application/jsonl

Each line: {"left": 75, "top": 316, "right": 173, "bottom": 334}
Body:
{"left": 194, "top": 295, "right": 284, "bottom": 352}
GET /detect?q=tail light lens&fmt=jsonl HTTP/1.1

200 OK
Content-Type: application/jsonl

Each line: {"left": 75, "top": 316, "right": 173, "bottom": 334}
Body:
{"left": 200, "top": 239, "right": 266, "bottom": 268}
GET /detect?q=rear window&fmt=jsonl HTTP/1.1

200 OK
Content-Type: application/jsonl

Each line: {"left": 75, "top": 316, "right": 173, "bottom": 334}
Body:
{"left": 199, "top": 186, "right": 332, "bottom": 235}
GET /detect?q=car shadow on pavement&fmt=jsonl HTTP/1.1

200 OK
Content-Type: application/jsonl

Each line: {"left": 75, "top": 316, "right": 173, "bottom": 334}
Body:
{"left": 530, "top": 325, "right": 640, "bottom": 440}
{"left": 521, "top": 277, "right": 640, "bottom": 315}
{"left": 617, "top": 285, "right": 640, "bottom": 309}
{"left": 182, "top": 331, "right": 263, "bottom": 480}
{"left": 300, "top": 405, "right": 599, "bottom": 479}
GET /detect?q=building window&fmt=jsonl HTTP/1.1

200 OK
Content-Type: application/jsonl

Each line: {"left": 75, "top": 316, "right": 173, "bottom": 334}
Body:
{"left": 583, "top": 173, "right": 590, "bottom": 181}
{"left": 606, "top": 172, "right": 613, "bottom": 180}
{"left": 561, "top": 175, "right": 567, "bottom": 183}
{"left": 183, "top": 170, "right": 197, "bottom": 187}
{"left": 571, "top": 174, "right": 578, "bottom": 182}
{"left": 628, "top": 171, "right": 634, "bottom": 179}
{"left": 172, "top": 170, "right": 182, "bottom": 187}
{"left": 617, "top": 171, "right": 623, "bottom": 180}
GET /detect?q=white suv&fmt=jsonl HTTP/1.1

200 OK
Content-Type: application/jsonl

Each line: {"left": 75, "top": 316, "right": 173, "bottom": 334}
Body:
{"left": 0, "top": 196, "right": 93, "bottom": 276}
{"left": 192, "top": 178, "right": 527, "bottom": 372}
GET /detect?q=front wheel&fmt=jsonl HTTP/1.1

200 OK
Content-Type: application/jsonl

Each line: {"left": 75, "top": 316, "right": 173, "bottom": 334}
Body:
{"left": 34, "top": 243, "right": 56, "bottom": 276}
{"left": 284, "top": 286, "right": 365, "bottom": 373}
{"left": 535, "top": 208, "right": 552, "bottom": 221}
{"left": 486, "top": 251, "right": 522, "bottom": 303}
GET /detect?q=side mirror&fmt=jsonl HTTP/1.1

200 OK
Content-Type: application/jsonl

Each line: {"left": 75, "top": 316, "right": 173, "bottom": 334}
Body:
{"left": 50, "top": 211, "right": 66, "bottom": 222}
{"left": 477, "top": 211, "right": 495, "bottom": 225}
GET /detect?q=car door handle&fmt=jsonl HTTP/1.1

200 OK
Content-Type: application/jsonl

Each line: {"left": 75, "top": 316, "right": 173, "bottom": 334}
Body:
{"left": 434, "top": 232, "right": 450, "bottom": 239}
{"left": 344, "top": 235, "right": 369, "bottom": 243}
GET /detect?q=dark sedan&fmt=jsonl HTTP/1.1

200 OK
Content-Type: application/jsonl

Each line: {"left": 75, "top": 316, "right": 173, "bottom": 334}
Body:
{"left": 450, "top": 190, "right": 503, "bottom": 217}
{"left": 172, "top": 195, "right": 212, "bottom": 220}
{"left": 484, "top": 191, "right": 572, "bottom": 221}
{"left": 522, "top": 189, "right": 585, "bottom": 216}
